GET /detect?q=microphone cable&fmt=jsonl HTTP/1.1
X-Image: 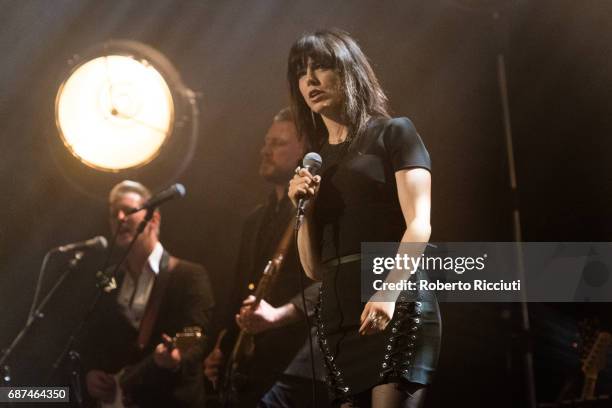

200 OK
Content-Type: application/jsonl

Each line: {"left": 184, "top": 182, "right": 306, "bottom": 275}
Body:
{"left": 294, "top": 218, "right": 318, "bottom": 408}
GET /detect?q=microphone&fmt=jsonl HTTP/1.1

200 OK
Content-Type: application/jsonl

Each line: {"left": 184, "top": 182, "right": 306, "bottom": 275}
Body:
{"left": 297, "top": 152, "right": 323, "bottom": 216}
{"left": 127, "top": 183, "right": 186, "bottom": 215}
{"left": 57, "top": 236, "right": 108, "bottom": 253}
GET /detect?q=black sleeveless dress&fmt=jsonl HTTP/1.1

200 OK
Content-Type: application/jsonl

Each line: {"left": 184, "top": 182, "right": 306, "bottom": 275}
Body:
{"left": 312, "top": 117, "right": 442, "bottom": 403}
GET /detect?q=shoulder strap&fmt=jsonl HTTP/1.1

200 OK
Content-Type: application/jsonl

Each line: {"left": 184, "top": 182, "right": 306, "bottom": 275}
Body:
{"left": 136, "top": 251, "right": 173, "bottom": 350}
{"left": 246, "top": 204, "right": 267, "bottom": 274}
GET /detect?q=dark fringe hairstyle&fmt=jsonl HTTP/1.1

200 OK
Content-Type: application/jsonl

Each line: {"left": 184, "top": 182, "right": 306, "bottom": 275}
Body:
{"left": 287, "top": 28, "right": 390, "bottom": 150}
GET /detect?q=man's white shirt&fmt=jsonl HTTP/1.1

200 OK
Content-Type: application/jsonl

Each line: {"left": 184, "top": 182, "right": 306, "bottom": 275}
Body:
{"left": 117, "top": 242, "right": 163, "bottom": 329}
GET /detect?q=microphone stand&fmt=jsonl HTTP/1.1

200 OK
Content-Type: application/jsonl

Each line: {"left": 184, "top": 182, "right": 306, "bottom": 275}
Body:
{"left": 0, "top": 250, "right": 85, "bottom": 378}
{"left": 48, "top": 209, "right": 155, "bottom": 390}
{"left": 491, "top": 8, "right": 537, "bottom": 408}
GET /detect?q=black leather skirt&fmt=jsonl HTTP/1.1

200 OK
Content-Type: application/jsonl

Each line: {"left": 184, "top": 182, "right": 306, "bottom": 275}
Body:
{"left": 315, "top": 259, "right": 442, "bottom": 404}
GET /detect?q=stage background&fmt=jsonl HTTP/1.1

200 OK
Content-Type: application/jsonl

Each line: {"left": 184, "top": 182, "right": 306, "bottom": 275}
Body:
{"left": 1, "top": 1, "right": 611, "bottom": 406}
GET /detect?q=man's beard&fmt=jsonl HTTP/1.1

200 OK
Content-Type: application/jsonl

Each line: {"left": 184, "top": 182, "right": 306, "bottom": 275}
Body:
{"left": 260, "top": 164, "right": 293, "bottom": 185}
{"left": 115, "top": 229, "right": 139, "bottom": 249}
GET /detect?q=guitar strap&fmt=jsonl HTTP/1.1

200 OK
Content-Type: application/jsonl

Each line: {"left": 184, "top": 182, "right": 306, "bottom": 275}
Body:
{"left": 137, "top": 251, "right": 172, "bottom": 350}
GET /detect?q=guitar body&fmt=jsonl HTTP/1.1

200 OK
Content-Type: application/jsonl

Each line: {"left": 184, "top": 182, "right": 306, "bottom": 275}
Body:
{"left": 98, "top": 369, "right": 130, "bottom": 408}
{"left": 96, "top": 327, "right": 203, "bottom": 408}
{"left": 217, "top": 325, "right": 303, "bottom": 405}
{"left": 219, "top": 331, "right": 255, "bottom": 405}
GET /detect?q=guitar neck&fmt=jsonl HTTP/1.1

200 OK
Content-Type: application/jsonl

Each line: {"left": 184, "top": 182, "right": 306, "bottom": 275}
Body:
{"left": 220, "top": 222, "right": 296, "bottom": 403}
{"left": 580, "top": 331, "right": 611, "bottom": 401}
{"left": 581, "top": 376, "right": 597, "bottom": 400}
{"left": 251, "top": 221, "right": 295, "bottom": 303}
{"left": 112, "top": 328, "right": 202, "bottom": 403}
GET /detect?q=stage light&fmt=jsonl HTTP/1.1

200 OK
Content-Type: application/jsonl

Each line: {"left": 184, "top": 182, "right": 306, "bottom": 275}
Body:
{"left": 55, "top": 40, "right": 192, "bottom": 172}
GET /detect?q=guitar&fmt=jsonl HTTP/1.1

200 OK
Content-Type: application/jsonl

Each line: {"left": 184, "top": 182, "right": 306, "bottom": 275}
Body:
{"left": 580, "top": 330, "right": 610, "bottom": 400}
{"left": 99, "top": 326, "right": 203, "bottom": 408}
{"left": 217, "top": 221, "right": 296, "bottom": 405}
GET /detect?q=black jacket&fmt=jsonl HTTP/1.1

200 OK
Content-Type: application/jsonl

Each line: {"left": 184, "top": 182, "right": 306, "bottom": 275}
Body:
{"left": 78, "top": 252, "right": 214, "bottom": 408}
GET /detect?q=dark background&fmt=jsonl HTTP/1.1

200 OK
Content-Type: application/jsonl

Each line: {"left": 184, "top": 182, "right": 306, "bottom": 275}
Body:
{"left": 1, "top": 1, "right": 611, "bottom": 406}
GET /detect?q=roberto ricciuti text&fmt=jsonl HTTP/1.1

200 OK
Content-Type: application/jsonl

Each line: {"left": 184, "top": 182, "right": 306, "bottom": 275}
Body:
{"left": 373, "top": 279, "right": 521, "bottom": 292}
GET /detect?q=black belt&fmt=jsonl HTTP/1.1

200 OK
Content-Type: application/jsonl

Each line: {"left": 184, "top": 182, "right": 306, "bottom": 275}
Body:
{"left": 322, "top": 253, "right": 361, "bottom": 267}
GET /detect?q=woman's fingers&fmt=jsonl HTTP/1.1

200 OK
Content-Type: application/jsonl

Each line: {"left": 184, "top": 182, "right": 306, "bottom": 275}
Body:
{"left": 288, "top": 169, "right": 322, "bottom": 208}
{"left": 290, "top": 178, "right": 312, "bottom": 197}
{"left": 360, "top": 302, "right": 372, "bottom": 324}
{"left": 358, "top": 318, "right": 370, "bottom": 335}
{"left": 359, "top": 302, "right": 393, "bottom": 335}
{"left": 242, "top": 295, "right": 255, "bottom": 305}
{"left": 359, "top": 304, "right": 373, "bottom": 334}
{"left": 360, "top": 315, "right": 385, "bottom": 335}
{"left": 298, "top": 168, "right": 313, "bottom": 178}
{"left": 296, "top": 168, "right": 322, "bottom": 187}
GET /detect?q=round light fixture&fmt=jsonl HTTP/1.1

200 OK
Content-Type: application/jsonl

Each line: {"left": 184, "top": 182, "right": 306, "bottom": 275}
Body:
{"left": 55, "top": 41, "right": 191, "bottom": 172}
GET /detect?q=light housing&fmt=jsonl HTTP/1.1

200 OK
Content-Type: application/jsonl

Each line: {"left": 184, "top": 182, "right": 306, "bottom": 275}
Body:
{"left": 55, "top": 40, "right": 191, "bottom": 172}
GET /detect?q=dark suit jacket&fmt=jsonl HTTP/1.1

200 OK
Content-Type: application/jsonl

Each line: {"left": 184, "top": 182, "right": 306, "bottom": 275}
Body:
{"left": 78, "top": 252, "right": 214, "bottom": 408}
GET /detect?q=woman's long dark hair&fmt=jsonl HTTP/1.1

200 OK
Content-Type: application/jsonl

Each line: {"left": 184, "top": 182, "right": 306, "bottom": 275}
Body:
{"left": 287, "top": 29, "right": 390, "bottom": 150}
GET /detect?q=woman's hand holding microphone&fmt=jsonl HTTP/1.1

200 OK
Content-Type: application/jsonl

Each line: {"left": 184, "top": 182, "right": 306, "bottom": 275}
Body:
{"left": 288, "top": 167, "right": 321, "bottom": 211}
